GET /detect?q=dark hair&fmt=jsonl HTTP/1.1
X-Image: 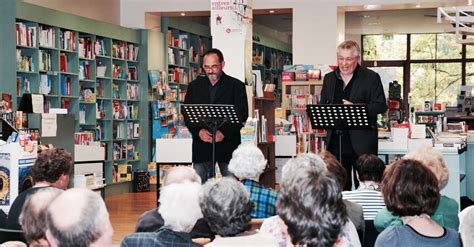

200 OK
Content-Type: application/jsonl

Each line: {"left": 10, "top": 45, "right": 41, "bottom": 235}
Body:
{"left": 319, "top": 151, "right": 346, "bottom": 190}
{"left": 203, "top": 48, "right": 224, "bottom": 63}
{"left": 32, "top": 149, "right": 73, "bottom": 183}
{"left": 356, "top": 154, "right": 385, "bottom": 182}
{"left": 277, "top": 166, "right": 347, "bottom": 247}
{"left": 381, "top": 159, "right": 440, "bottom": 217}
{"left": 200, "top": 178, "right": 252, "bottom": 236}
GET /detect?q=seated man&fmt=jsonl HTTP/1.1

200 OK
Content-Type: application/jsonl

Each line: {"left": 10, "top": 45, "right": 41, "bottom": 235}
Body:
{"left": 200, "top": 177, "right": 278, "bottom": 246}
{"left": 45, "top": 188, "right": 114, "bottom": 246}
{"left": 19, "top": 187, "right": 63, "bottom": 246}
{"left": 122, "top": 182, "right": 202, "bottom": 246}
{"left": 7, "top": 149, "right": 73, "bottom": 230}
{"left": 134, "top": 166, "right": 214, "bottom": 239}
{"left": 228, "top": 143, "right": 278, "bottom": 218}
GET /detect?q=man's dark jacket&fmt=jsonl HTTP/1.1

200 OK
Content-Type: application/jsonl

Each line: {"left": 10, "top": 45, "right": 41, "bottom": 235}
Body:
{"left": 184, "top": 72, "right": 248, "bottom": 163}
{"left": 319, "top": 65, "right": 387, "bottom": 155}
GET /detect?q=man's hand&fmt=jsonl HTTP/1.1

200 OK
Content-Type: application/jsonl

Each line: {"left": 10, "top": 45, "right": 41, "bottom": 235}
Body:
{"left": 215, "top": 130, "right": 225, "bottom": 142}
{"left": 342, "top": 99, "right": 353, "bottom": 105}
{"left": 199, "top": 129, "right": 213, "bottom": 143}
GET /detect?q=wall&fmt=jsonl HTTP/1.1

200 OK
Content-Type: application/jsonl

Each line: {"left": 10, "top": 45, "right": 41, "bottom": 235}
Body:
{"left": 23, "top": 0, "right": 121, "bottom": 25}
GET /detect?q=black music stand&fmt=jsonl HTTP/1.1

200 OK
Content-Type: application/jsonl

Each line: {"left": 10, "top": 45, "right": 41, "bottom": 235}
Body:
{"left": 181, "top": 104, "right": 242, "bottom": 178}
{"left": 306, "top": 104, "right": 371, "bottom": 162}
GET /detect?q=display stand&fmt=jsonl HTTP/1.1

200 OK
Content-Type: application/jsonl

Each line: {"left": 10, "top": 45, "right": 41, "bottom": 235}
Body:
{"left": 181, "top": 104, "right": 241, "bottom": 178}
{"left": 306, "top": 104, "right": 370, "bottom": 162}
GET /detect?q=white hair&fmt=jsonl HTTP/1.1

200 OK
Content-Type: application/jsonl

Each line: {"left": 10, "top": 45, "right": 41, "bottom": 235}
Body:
{"left": 163, "top": 166, "right": 201, "bottom": 186}
{"left": 403, "top": 147, "right": 449, "bottom": 189}
{"left": 159, "top": 181, "right": 203, "bottom": 232}
{"left": 281, "top": 152, "right": 327, "bottom": 184}
{"left": 228, "top": 143, "right": 267, "bottom": 179}
{"left": 459, "top": 205, "right": 474, "bottom": 246}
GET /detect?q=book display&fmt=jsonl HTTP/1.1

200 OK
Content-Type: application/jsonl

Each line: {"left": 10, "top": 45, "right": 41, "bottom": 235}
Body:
{"left": 11, "top": 7, "right": 145, "bottom": 185}
{"left": 252, "top": 40, "right": 292, "bottom": 88}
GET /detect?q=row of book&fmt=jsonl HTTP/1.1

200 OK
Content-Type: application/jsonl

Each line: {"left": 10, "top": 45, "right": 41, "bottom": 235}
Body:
{"left": 128, "top": 66, "right": 137, "bottom": 81}
{"left": 168, "top": 67, "right": 189, "bottom": 84}
{"left": 60, "top": 75, "right": 73, "bottom": 96}
{"left": 17, "top": 76, "right": 31, "bottom": 96}
{"left": 112, "top": 63, "right": 127, "bottom": 79}
{"left": 112, "top": 101, "right": 139, "bottom": 120}
{"left": 96, "top": 80, "right": 107, "bottom": 98}
{"left": 127, "top": 83, "right": 139, "bottom": 100}
{"left": 16, "top": 22, "right": 36, "bottom": 47}
{"left": 167, "top": 31, "right": 189, "bottom": 50}
{"left": 39, "top": 50, "right": 52, "bottom": 71}
{"left": 150, "top": 100, "right": 176, "bottom": 119}
{"left": 297, "top": 134, "right": 326, "bottom": 154}
{"left": 288, "top": 113, "right": 312, "bottom": 135}
{"left": 78, "top": 37, "right": 94, "bottom": 59}
{"left": 39, "top": 74, "right": 52, "bottom": 95}
{"left": 113, "top": 141, "right": 139, "bottom": 160}
{"left": 60, "top": 30, "right": 76, "bottom": 51}
{"left": 16, "top": 50, "right": 33, "bottom": 72}
{"left": 285, "top": 94, "right": 319, "bottom": 109}
{"left": 60, "top": 53, "right": 72, "bottom": 73}
{"left": 112, "top": 41, "right": 126, "bottom": 59}
{"left": 39, "top": 26, "right": 55, "bottom": 48}
{"left": 74, "top": 129, "right": 101, "bottom": 145}
{"left": 79, "top": 61, "right": 91, "bottom": 80}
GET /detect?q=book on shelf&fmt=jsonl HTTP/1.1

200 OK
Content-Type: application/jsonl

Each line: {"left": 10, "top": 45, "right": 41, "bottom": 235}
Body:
{"left": 94, "top": 38, "right": 107, "bottom": 56}
{"left": 16, "top": 22, "right": 37, "bottom": 47}
{"left": 79, "top": 104, "right": 86, "bottom": 124}
{"left": 128, "top": 66, "right": 137, "bottom": 81}
{"left": 60, "top": 30, "right": 76, "bottom": 51}
{"left": 148, "top": 69, "right": 166, "bottom": 89}
{"left": 17, "top": 76, "right": 31, "bottom": 96}
{"left": 112, "top": 83, "right": 120, "bottom": 99}
{"left": 127, "top": 83, "right": 139, "bottom": 100}
{"left": 80, "top": 86, "right": 95, "bottom": 102}
{"left": 178, "top": 34, "right": 188, "bottom": 49}
{"left": 168, "top": 68, "right": 188, "bottom": 84}
{"left": 78, "top": 37, "right": 94, "bottom": 59}
{"left": 113, "top": 100, "right": 127, "bottom": 120}
{"left": 79, "top": 61, "right": 91, "bottom": 80}
{"left": 60, "top": 74, "right": 73, "bottom": 96}
{"left": 16, "top": 49, "right": 33, "bottom": 72}
{"left": 39, "top": 25, "right": 55, "bottom": 48}
{"left": 60, "top": 53, "right": 68, "bottom": 72}
{"left": 0, "top": 94, "right": 13, "bottom": 114}
{"left": 112, "top": 63, "right": 126, "bottom": 79}
{"left": 126, "top": 141, "right": 138, "bottom": 160}
{"left": 39, "top": 74, "right": 52, "bottom": 95}
{"left": 39, "top": 50, "right": 52, "bottom": 71}
{"left": 112, "top": 41, "right": 126, "bottom": 59}
{"left": 60, "top": 98, "right": 70, "bottom": 111}
{"left": 118, "top": 164, "right": 132, "bottom": 182}
{"left": 179, "top": 50, "right": 187, "bottom": 66}
{"left": 112, "top": 122, "right": 125, "bottom": 139}
{"left": 96, "top": 61, "right": 107, "bottom": 77}
{"left": 96, "top": 80, "right": 105, "bottom": 98}
{"left": 148, "top": 163, "right": 157, "bottom": 185}
{"left": 127, "top": 43, "right": 139, "bottom": 61}
{"left": 288, "top": 113, "right": 311, "bottom": 136}
{"left": 168, "top": 48, "right": 176, "bottom": 65}
{"left": 74, "top": 131, "right": 96, "bottom": 145}
{"left": 127, "top": 103, "right": 139, "bottom": 119}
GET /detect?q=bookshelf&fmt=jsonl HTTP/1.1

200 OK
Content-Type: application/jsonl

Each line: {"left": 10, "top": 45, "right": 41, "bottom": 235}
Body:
{"left": 4, "top": 1, "right": 148, "bottom": 187}
{"left": 252, "top": 42, "right": 292, "bottom": 88}
{"left": 281, "top": 80, "right": 325, "bottom": 154}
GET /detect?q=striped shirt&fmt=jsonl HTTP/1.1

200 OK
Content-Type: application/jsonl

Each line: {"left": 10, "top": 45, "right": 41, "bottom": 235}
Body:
{"left": 342, "top": 189, "right": 385, "bottom": 220}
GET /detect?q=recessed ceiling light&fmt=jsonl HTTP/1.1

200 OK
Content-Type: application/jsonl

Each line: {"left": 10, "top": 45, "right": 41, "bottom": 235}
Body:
{"left": 469, "top": 0, "right": 473, "bottom": 6}
{"left": 363, "top": 15, "right": 370, "bottom": 18}
{"left": 364, "top": 4, "right": 379, "bottom": 10}
{"left": 415, "top": 4, "right": 421, "bottom": 8}
{"left": 180, "top": 12, "right": 186, "bottom": 16}
{"left": 269, "top": 10, "right": 275, "bottom": 13}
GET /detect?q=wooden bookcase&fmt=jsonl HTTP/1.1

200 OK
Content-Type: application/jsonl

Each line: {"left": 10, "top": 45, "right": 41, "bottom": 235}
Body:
{"left": 253, "top": 97, "right": 276, "bottom": 188}
{"left": 4, "top": 1, "right": 149, "bottom": 186}
{"left": 281, "top": 80, "right": 325, "bottom": 154}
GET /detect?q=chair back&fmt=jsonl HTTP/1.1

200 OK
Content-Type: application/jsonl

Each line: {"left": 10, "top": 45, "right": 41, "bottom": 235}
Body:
{"left": 0, "top": 228, "right": 26, "bottom": 244}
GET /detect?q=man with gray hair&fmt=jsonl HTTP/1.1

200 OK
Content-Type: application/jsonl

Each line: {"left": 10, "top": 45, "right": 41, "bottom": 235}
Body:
{"left": 19, "top": 187, "right": 63, "bottom": 246}
{"left": 134, "top": 166, "right": 214, "bottom": 239}
{"left": 228, "top": 143, "right": 278, "bottom": 218}
{"left": 45, "top": 188, "right": 113, "bottom": 247}
{"left": 121, "top": 181, "right": 203, "bottom": 246}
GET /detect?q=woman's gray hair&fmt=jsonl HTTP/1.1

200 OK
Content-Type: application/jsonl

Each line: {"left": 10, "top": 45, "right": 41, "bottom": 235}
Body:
{"left": 403, "top": 147, "right": 449, "bottom": 189}
{"left": 228, "top": 143, "right": 267, "bottom": 179}
{"left": 159, "top": 181, "right": 203, "bottom": 232}
{"left": 199, "top": 177, "right": 253, "bottom": 236}
{"left": 281, "top": 152, "right": 327, "bottom": 184}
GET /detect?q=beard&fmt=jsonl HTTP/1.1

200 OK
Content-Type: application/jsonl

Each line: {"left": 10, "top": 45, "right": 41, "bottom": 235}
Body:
{"left": 206, "top": 72, "right": 222, "bottom": 82}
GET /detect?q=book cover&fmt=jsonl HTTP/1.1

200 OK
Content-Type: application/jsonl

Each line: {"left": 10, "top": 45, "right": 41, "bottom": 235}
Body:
{"left": 0, "top": 153, "right": 11, "bottom": 206}
{"left": 147, "top": 162, "right": 157, "bottom": 185}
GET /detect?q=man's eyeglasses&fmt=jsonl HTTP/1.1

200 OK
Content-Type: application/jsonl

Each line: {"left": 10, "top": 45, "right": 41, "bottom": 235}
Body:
{"left": 203, "top": 64, "right": 221, "bottom": 71}
{"left": 337, "top": 56, "right": 358, "bottom": 63}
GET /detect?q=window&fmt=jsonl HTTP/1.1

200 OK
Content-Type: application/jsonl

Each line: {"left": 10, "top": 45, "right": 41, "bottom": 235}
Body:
{"left": 363, "top": 34, "right": 407, "bottom": 60}
{"left": 411, "top": 34, "right": 436, "bottom": 60}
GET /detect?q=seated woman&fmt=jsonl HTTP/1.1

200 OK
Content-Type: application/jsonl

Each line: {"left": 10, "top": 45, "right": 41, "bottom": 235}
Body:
{"left": 260, "top": 153, "right": 361, "bottom": 247}
{"left": 342, "top": 154, "right": 386, "bottom": 220}
{"left": 375, "top": 159, "right": 460, "bottom": 246}
{"left": 374, "top": 147, "right": 459, "bottom": 232}
{"left": 228, "top": 143, "right": 278, "bottom": 218}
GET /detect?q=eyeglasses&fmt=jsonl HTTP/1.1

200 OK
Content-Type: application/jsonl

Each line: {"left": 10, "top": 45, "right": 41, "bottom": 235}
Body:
{"left": 203, "top": 64, "right": 221, "bottom": 71}
{"left": 337, "top": 56, "right": 359, "bottom": 63}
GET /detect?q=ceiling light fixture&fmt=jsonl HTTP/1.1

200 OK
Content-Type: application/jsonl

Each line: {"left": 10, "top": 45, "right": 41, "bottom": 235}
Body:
{"left": 269, "top": 10, "right": 275, "bottom": 13}
{"left": 180, "top": 12, "right": 186, "bottom": 16}
{"left": 364, "top": 4, "right": 379, "bottom": 10}
{"left": 415, "top": 4, "right": 421, "bottom": 8}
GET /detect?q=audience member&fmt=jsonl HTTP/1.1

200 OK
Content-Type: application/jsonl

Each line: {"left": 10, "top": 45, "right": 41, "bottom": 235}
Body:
{"left": 228, "top": 143, "right": 278, "bottom": 218}
{"left": 459, "top": 205, "right": 474, "bottom": 246}
{"left": 6, "top": 149, "right": 73, "bottom": 230}
{"left": 278, "top": 165, "right": 347, "bottom": 247}
{"left": 200, "top": 177, "right": 278, "bottom": 246}
{"left": 45, "top": 188, "right": 113, "bottom": 246}
{"left": 134, "top": 166, "right": 214, "bottom": 239}
{"left": 319, "top": 151, "right": 365, "bottom": 232}
{"left": 375, "top": 159, "right": 460, "bottom": 247}
{"left": 260, "top": 153, "right": 361, "bottom": 247}
{"left": 374, "top": 147, "right": 459, "bottom": 231}
{"left": 342, "top": 154, "right": 385, "bottom": 220}
{"left": 19, "top": 187, "right": 62, "bottom": 246}
{"left": 122, "top": 182, "right": 202, "bottom": 246}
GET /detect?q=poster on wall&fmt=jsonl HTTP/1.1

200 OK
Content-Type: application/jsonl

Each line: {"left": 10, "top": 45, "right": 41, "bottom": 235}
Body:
{"left": 211, "top": 0, "right": 253, "bottom": 37}
{"left": 0, "top": 153, "right": 11, "bottom": 206}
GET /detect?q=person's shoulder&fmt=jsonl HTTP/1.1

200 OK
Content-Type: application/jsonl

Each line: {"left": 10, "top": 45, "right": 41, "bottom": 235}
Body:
{"left": 189, "top": 75, "right": 207, "bottom": 86}
{"left": 439, "top": 195, "right": 459, "bottom": 209}
{"left": 375, "top": 226, "right": 403, "bottom": 246}
{"left": 359, "top": 66, "right": 380, "bottom": 78}
{"left": 223, "top": 73, "right": 245, "bottom": 85}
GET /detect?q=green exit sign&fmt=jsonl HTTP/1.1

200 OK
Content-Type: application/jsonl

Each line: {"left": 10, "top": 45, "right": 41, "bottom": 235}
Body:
{"left": 383, "top": 34, "right": 394, "bottom": 40}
